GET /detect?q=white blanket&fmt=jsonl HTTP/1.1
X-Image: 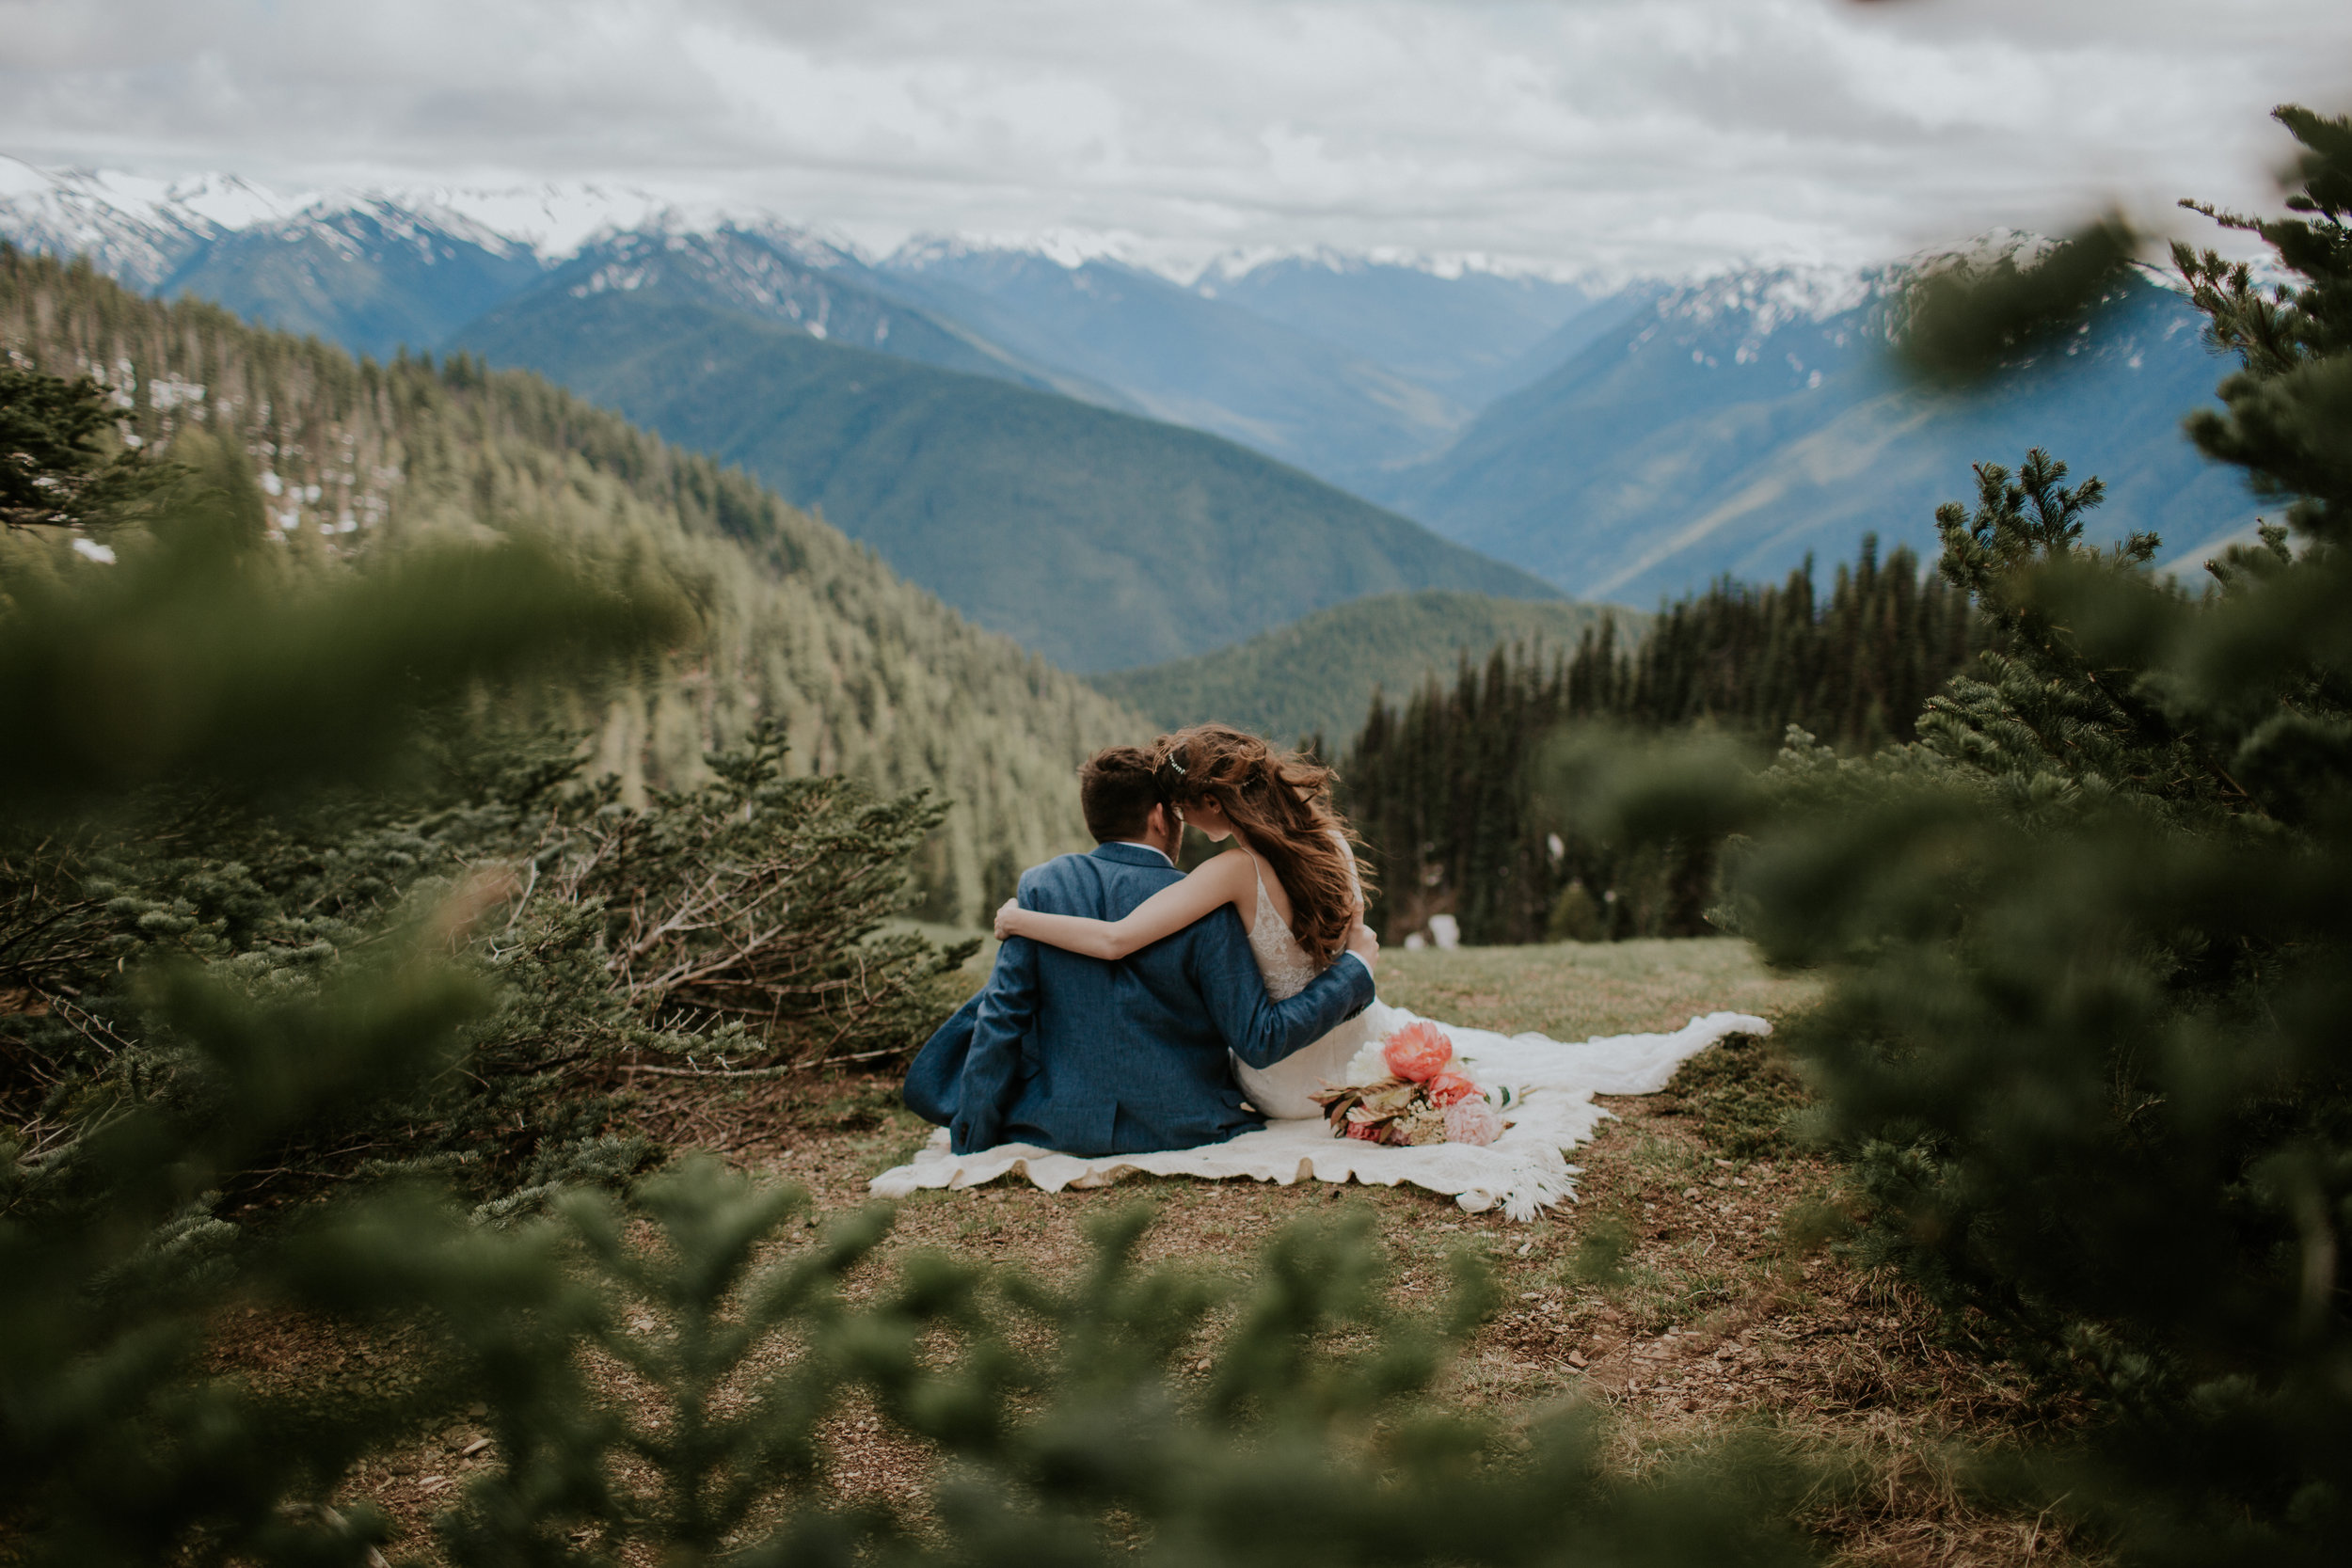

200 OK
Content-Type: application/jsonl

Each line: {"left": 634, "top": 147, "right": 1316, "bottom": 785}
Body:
{"left": 869, "top": 1008, "right": 1769, "bottom": 1222}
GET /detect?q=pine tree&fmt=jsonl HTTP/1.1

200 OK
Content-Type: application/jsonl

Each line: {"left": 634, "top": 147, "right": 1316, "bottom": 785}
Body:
{"left": 1341, "top": 542, "right": 1974, "bottom": 942}
{"left": 1612, "top": 104, "right": 2352, "bottom": 1567}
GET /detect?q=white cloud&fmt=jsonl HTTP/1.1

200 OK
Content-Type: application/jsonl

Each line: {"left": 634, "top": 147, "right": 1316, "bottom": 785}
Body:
{"left": 1, "top": 0, "right": 2345, "bottom": 276}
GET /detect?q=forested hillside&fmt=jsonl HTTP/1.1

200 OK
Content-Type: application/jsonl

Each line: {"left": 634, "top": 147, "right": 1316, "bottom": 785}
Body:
{"left": 1092, "top": 589, "right": 1625, "bottom": 745}
{"left": 0, "top": 246, "right": 1141, "bottom": 922}
{"left": 458, "top": 283, "right": 1563, "bottom": 671}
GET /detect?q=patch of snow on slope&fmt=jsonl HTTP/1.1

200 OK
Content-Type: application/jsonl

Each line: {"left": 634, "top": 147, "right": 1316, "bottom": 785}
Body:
{"left": 1658, "top": 265, "right": 1883, "bottom": 334}
{"left": 887, "top": 228, "right": 1156, "bottom": 276}
{"left": 1191, "top": 244, "right": 1593, "bottom": 289}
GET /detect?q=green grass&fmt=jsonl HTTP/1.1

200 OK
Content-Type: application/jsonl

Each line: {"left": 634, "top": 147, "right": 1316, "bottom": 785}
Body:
{"left": 1375, "top": 936, "right": 1824, "bottom": 1041}
{"left": 1666, "top": 1028, "right": 1813, "bottom": 1158}
{"left": 911, "top": 930, "right": 1822, "bottom": 1045}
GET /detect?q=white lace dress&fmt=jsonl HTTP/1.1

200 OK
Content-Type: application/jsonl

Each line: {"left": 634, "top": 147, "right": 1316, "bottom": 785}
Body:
{"left": 1231, "top": 847, "right": 1376, "bottom": 1120}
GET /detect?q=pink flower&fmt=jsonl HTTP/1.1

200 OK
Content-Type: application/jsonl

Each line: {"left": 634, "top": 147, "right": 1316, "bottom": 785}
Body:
{"left": 1344, "top": 1119, "right": 1387, "bottom": 1142}
{"left": 1426, "top": 1069, "right": 1478, "bottom": 1106}
{"left": 1382, "top": 1022, "right": 1454, "bottom": 1083}
{"left": 1443, "top": 1098, "right": 1503, "bottom": 1147}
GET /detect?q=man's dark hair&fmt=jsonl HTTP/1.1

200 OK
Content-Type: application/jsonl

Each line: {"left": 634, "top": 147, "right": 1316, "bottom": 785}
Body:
{"left": 1078, "top": 746, "right": 1164, "bottom": 843}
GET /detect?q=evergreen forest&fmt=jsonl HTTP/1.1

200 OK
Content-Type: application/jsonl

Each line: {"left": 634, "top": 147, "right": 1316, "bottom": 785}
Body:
{"left": 1341, "top": 537, "right": 1977, "bottom": 942}
{"left": 1092, "top": 588, "right": 1629, "bottom": 750}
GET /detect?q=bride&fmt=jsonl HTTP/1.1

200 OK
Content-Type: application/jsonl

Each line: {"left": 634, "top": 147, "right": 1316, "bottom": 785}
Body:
{"left": 993, "top": 722, "right": 1380, "bottom": 1120}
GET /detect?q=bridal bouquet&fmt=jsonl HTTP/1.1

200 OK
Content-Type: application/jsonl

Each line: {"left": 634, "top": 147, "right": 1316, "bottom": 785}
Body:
{"left": 1311, "top": 1021, "right": 1514, "bottom": 1148}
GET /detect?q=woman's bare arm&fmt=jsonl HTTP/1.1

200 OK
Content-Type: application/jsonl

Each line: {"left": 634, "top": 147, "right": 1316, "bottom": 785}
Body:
{"left": 994, "top": 851, "right": 1254, "bottom": 959}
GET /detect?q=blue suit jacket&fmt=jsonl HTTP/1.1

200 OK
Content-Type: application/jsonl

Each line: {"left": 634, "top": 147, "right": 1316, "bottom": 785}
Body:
{"left": 903, "top": 842, "right": 1375, "bottom": 1156}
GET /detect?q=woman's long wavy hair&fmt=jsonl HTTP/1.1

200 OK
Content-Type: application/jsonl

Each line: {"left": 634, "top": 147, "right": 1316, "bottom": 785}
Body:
{"left": 1152, "top": 723, "right": 1375, "bottom": 968}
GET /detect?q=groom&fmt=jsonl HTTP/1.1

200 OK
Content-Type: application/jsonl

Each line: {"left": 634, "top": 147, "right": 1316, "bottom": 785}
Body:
{"left": 904, "top": 744, "right": 1377, "bottom": 1157}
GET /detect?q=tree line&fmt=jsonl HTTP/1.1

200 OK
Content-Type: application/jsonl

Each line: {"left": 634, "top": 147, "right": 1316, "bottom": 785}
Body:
{"left": 1341, "top": 537, "right": 1977, "bottom": 942}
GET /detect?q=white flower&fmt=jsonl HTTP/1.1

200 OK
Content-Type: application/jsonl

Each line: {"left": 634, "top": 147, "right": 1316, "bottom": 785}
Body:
{"left": 1343, "top": 1041, "right": 1389, "bottom": 1087}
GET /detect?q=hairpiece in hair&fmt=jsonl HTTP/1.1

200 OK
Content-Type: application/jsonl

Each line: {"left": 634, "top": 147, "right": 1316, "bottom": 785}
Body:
{"left": 1152, "top": 745, "right": 1187, "bottom": 801}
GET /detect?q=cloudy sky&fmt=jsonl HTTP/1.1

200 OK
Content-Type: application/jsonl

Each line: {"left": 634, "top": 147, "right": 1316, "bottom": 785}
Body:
{"left": 3, "top": 0, "right": 2347, "bottom": 275}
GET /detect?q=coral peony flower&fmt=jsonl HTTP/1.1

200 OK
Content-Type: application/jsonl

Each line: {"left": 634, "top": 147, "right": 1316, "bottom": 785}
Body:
{"left": 1381, "top": 1022, "right": 1454, "bottom": 1083}
{"left": 1443, "top": 1098, "right": 1503, "bottom": 1147}
{"left": 1426, "top": 1069, "right": 1479, "bottom": 1106}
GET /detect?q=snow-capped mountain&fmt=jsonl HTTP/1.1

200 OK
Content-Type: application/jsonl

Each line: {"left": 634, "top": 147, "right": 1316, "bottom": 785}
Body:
{"left": 163, "top": 197, "right": 548, "bottom": 359}
{"left": 554, "top": 225, "right": 864, "bottom": 328}
{"left": 6, "top": 157, "right": 2260, "bottom": 616}
{"left": 1190, "top": 247, "right": 1600, "bottom": 400}
{"left": 0, "top": 161, "right": 559, "bottom": 356}
{"left": 0, "top": 160, "right": 305, "bottom": 290}
{"left": 2, "top": 160, "right": 1640, "bottom": 487}
{"left": 1374, "top": 260, "right": 2251, "bottom": 603}
{"left": 476, "top": 222, "right": 1116, "bottom": 401}
{"left": 876, "top": 236, "right": 1480, "bottom": 491}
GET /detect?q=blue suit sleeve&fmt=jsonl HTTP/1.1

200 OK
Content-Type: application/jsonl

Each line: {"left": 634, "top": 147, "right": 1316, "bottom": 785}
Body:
{"left": 950, "top": 932, "right": 1041, "bottom": 1154}
{"left": 1189, "top": 908, "right": 1377, "bottom": 1069}
{"left": 902, "top": 990, "right": 983, "bottom": 1126}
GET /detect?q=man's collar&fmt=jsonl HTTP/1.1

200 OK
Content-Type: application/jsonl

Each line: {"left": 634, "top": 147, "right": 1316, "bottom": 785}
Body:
{"left": 1094, "top": 839, "right": 1175, "bottom": 867}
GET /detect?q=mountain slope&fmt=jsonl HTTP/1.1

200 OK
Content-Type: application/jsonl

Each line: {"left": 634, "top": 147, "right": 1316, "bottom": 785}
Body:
{"left": 457, "top": 284, "right": 1564, "bottom": 673}
{"left": 876, "top": 243, "right": 1470, "bottom": 492}
{"left": 1442, "top": 283, "right": 1667, "bottom": 408}
{"left": 0, "top": 162, "right": 273, "bottom": 290}
{"left": 1376, "top": 266, "right": 2253, "bottom": 603}
{"left": 1090, "top": 590, "right": 1630, "bottom": 746}
{"left": 1196, "top": 253, "right": 1596, "bottom": 398}
{"left": 2, "top": 168, "right": 1134, "bottom": 404}
{"left": 160, "top": 198, "right": 547, "bottom": 360}
{"left": 520, "top": 225, "right": 1130, "bottom": 407}
{"left": 1, "top": 246, "right": 1142, "bottom": 923}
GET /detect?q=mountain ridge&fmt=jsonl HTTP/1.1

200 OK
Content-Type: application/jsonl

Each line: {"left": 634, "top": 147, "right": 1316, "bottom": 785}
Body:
{"left": 1370, "top": 264, "right": 2255, "bottom": 602}
{"left": 872, "top": 243, "right": 1471, "bottom": 492}
{"left": 454, "top": 282, "right": 1565, "bottom": 673}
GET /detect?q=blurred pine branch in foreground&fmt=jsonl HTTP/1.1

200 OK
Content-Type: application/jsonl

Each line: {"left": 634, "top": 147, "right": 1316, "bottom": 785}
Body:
{"left": 1566, "top": 103, "right": 2352, "bottom": 1568}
